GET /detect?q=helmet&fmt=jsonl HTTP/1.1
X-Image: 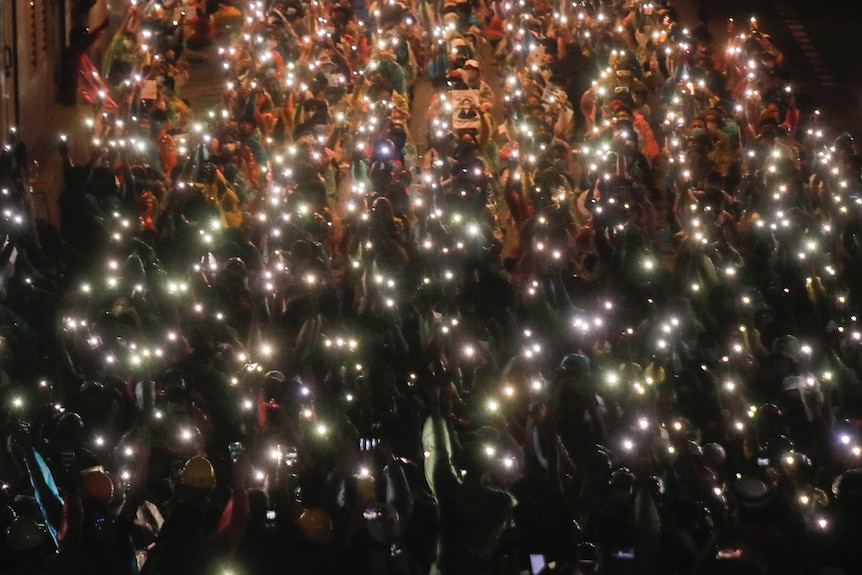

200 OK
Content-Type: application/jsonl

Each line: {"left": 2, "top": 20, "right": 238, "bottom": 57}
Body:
{"left": 558, "top": 353, "right": 591, "bottom": 378}
{"left": 702, "top": 443, "right": 726, "bottom": 468}
{"left": 80, "top": 468, "right": 114, "bottom": 502}
{"left": 772, "top": 335, "right": 800, "bottom": 364}
{"left": 644, "top": 361, "right": 665, "bottom": 384}
{"left": 262, "top": 370, "right": 287, "bottom": 403}
{"left": 0, "top": 506, "right": 17, "bottom": 528}
{"left": 589, "top": 446, "right": 614, "bottom": 473}
{"left": 180, "top": 456, "right": 216, "bottom": 489}
{"left": 157, "top": 370, "right": 187, "bottom": 394}
{"left": 665, "top": 499, "right": 715, "bottom": 546}
{"left": 765, "top": 435, "right": 794, "bottom": 461}
{"left": 833, "top": 132, "right": 856, "bottom": 155}
{"left": 755, "top": 403, "right": 786, "bottom": 441}
{"left": 296, "top": 508, "right": 333, "bottom": 543}
{"left": 364, "top": 503, "right": 401, "bottom": 543}
{"left": 609, "top": 467, "right": 636, "bottom": 492}
{"left": 222, "top": 257, "right": 248, "bottom": 279}
{"left": 53, "top": 411, "right": 85, "bottom": 448}
{"left": 728, "top": 475, "right": 772, "bottom": 510}
{"left": 6, "top": 517, "right": 48, "bottom": 551}
{"left": 832, "top": 469, "right": 862, "bottom": 508}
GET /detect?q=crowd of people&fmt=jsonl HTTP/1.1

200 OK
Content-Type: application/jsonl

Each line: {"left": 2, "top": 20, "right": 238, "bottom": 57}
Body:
{"left": 1, "top": 0, "right": 862, "bottom": 573}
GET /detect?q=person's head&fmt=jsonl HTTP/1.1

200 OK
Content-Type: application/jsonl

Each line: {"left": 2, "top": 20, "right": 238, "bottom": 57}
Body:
{"left": 763, "top": 101, "right": 781, "bottom": 122}
{"left": 79, "top": 469, "right": 115, "bottom": 504}
{"left": 239, "top": 119, "right": 256, "bottom": 137}
{"left": 632, "top": 87, "right": 648, "bottom": 108}
{"left": 459, "top": 440, "right": 493, "bottom": 481}
{"left": 613, "top": 119, "right": 637, "bottom": 149}
{"left": 703, "top": 109, "right": 722, "bottom": 134}
{"left": 761, "top": 50, "right": 778, "bottom": 70}
{"left": 695, "top": 37, "right": 713, "bottom": 56}
{"left": 612, "top": 104, "right": 634, "bottom": 124}
{"left": 5, "top": 516, "right": 48, "bottom": 556}
{"left": 87, "top": 167, "right": 120, "bottom": 209}
{"left": 122, "top": 31, "right": 137, "bottom": 51}
{"left": 371, "top": 196, "right": 394, "bottom": 222}
{"left": 221, "top": 134, "right": 238, "bottom": 154}
{"left": 463, "top": 59, "right": 480, "bottom": 84}
{"left": 246, "top": 489, "right": 270, "bottom": 529}
{"left": 53, "top": 411, "right": 85, "bottom": 449}
{"left": 700, "top": 168, "right": 721, "bottom": 188}
{"left": 458, "top": 132, "right": 478, "bottom": 154}
{"left": 296, "top": 508, "right": 333, "bottom": 543}
{"left": 179, "top": 456, "right": 216, "bottom": 491}
{"left": 526, "top": 103, "right": 546, "bottom": 123}
{"left": 388, "top": 119, "right": 407, "bottom": 151}
{"left": 551, "top": 142, "right": 568, "bottom": 165}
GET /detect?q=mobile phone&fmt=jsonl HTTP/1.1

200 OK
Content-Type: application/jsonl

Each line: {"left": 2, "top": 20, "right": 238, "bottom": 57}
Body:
{"left": 756, "top": 456, "right": 770, "bottom": 467}
{"left": 278, "top": 444, "right": 298, "bottom": 464}
{"left": 120, "top": 469, "right": 132, "bottom": 491}
{"left": 529, "top": 554, "right": 547, "bottom": 574}
{"left": 612, "top": 548, "right": 635, "bottom": 560}
{"left": 229, "top": 442, "right": 244, "bottom": 463}
{"left": 266, "top": 509, "right": 277, "bottom": 528}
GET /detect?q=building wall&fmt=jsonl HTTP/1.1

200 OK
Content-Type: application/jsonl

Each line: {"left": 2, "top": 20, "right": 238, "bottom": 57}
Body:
{"left": 10, "top": 0, "right": 115, "bottom": 224}
{"left": 16, "top": 0, "right": 61, "bottom": 139}
{"left": 0, "top": 0, "right": 116, "bottom": 225}
{"left": 0, "top": 2, "right": 19, "bottom": 140}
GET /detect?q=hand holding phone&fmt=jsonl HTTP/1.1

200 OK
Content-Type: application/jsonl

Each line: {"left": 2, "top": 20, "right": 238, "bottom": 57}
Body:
{"left": 278, "top": 444, "right": 298, "bottom": 465}
{"left": 529, "top": 554, "right": 546, "bottom": 574}
{"left": 229, "top": 441, "right": 244, "bottom": 463}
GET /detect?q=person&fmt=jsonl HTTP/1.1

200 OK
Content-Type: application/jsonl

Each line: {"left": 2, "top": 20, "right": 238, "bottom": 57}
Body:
{"left": 185, "top": 0, "right": 216, "bottom": 50}
{"left": 60, "top": 19, "right": 115, "bottom": 109}
{"left": 141, "top": 455, "right": 249, "bottom": 574}
{"left": 422, "top": 384, "right": 517, "bottom": 575}
{"left": 461, "top": 60, "right": 494, "bottom": 110}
